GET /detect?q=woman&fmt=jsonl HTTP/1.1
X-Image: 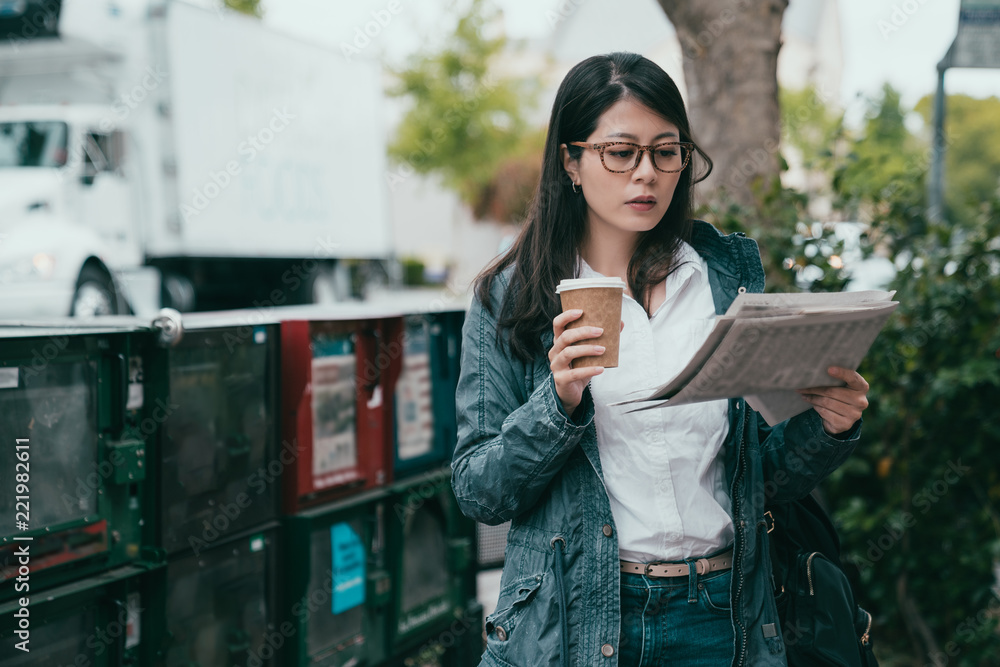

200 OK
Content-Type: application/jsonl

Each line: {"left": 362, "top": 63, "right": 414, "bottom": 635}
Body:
{"left": 451, "top": 52, "right": 869, "bottom": 667}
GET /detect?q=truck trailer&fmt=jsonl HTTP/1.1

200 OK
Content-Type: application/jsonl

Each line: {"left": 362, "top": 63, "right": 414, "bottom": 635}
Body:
{"left": 0, "top": 0, "right": 392, "bottom": 317}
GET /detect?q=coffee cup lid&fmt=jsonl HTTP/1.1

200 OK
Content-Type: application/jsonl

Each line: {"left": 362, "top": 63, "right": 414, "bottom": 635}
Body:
{"left": 555, "top": 277, "right": 627, "bottom": 293}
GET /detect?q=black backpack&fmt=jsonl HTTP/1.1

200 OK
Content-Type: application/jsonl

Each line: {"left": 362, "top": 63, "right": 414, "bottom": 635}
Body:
{"left": 766, "top": 492, "right": 879, "bottom": 666}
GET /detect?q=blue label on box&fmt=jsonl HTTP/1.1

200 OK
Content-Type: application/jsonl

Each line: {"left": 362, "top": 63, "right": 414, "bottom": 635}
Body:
{"left": 313, "top": 336, "right": 354, "bottom": 357}
{"left": 331, "top": 523, "right": 366, "bottom": 614}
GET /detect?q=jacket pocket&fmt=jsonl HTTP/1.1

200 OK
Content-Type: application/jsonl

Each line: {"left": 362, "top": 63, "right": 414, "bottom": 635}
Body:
{"left": 785, "top": 552, "right": 862, "bottom": 666}
{"left": 484, "top": 574, "right": 546, "bottom": 667}
{"left": 485, "top": 573, "right": 545, "bottom": 639}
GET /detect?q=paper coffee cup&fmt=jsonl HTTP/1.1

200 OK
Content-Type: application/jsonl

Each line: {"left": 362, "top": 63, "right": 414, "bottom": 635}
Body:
{"left": 556, "top": 277, "right": 626, "bottom": 368}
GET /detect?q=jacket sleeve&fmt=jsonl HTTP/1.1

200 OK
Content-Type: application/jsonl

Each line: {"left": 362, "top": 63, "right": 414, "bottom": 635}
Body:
{"left": 758, "top": 408, "right": 861, "bottom": 503}
{"left": 450, "top": 281, "right": 595, "bottom": 525}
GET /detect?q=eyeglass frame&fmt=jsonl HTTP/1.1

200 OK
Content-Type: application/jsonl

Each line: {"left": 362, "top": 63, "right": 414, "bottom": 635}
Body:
{"left": 568, "top": 140, "right": 695, "bottom": 174}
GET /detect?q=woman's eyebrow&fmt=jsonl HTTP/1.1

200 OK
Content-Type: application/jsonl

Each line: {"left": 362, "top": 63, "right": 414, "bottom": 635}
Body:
{"left": 604, "top": 131, "right": 679, "bottom": 141}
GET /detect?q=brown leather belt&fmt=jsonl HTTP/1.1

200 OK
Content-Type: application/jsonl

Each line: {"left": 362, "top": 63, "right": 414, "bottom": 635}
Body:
{"left": 620, "top": 550, "right": 733, "bottom": 578}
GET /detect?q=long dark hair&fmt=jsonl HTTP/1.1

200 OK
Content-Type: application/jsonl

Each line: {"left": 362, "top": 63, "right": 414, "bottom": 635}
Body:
{"left": 473, "top": 52, "right": 712, "bottom": 363}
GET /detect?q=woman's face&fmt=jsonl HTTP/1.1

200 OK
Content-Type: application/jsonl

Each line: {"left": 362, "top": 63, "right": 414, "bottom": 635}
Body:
{"left": 561, "top": 99, "right": 683, "bottom": 241}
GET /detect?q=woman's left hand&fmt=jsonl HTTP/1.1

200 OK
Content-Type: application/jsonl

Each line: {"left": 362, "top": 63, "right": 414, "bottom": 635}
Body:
{"left": 797, "top": 366, "right": 870, "bottom": 435}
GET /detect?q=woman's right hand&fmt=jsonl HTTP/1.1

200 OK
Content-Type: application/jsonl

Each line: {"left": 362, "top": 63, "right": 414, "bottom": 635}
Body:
{"left": 548, "top": 309, "right": 607, "bottom": 418}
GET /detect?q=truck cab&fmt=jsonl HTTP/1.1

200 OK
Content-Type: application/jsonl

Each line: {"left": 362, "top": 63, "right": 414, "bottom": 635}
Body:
{"left": 0, "top": 104, "right": 145, "bottom": 317}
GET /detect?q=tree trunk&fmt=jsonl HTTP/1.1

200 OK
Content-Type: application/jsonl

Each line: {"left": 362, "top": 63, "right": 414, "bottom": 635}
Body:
{"left": 657, "top": 0, "right": 786, "bottom": 207}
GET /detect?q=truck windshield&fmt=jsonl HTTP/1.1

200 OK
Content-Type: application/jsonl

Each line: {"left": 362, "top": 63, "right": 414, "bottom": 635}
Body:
{"left": 0, "top": 121, "right": 69, "bottom": 168}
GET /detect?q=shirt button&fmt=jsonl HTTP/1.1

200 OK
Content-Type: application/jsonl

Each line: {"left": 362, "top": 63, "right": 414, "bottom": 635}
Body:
{"left": 496, "top": 625, "right": 507, "bottom": 641}
{"left": 602, "top": 524, "right": 613, "bottom": 537}
{"left": 601, "top": 643, "right": 615, "bottom": 657}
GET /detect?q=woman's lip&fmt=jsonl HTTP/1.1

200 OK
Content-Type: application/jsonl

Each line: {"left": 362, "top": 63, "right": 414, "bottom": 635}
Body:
{"left": 626, "top": 201, "right": 656, "bottom": 211}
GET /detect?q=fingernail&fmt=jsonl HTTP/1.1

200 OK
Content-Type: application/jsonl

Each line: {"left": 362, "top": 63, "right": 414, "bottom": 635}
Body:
{"left": 571, "top": 309, "right": 583, "bottom": 314}
{"left": 592, "top": 327, "right": 604, "bottom": 334}
{"left": 595, "top": 345, "right": 606, "bottom": 353}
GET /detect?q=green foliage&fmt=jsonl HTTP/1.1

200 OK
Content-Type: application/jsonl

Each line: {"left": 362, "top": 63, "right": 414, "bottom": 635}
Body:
{"left": 697, "top": 178, "right": 849, "bottom": 293}
{"left": 223, "top": 0, "right": 262, "bottom": 18}
{"left": 780, "top": 85, "right": 845, "bottom": 180}
{"left": 824, "top": 201, "right": 1000, "bottom": 666}
{"left": 471, "top": 127, "right": 546, "bottom": 221}
{"left": 914, "top": 94, "right": 1000, "bottom": 215}
{"left": 832, "top": 85, "right": 930, "bottom": 247}
{"left": 386, "top": 0, "right": 541, "bottom": 220}
{"left": 400, "top": 257, "right": 426, "bottom": 286}
{"left": 702, "top": 69, "right": 1000, "bottom": 667}
{"left": 775, "top": 83, "right": 1000, "bottom": 664}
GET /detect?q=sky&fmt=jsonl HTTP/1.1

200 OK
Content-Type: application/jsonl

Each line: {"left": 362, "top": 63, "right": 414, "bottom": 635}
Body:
{"left": 837, "top": 0, "right": 999, "bottom": 107}
{"left": 257, "top": 0, "right": 1000, "bottom": 117}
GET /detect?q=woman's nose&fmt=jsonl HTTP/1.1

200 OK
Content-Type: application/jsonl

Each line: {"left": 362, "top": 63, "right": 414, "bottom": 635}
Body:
{"left": 633, "top": 149, "right": 657, "bottom": 181}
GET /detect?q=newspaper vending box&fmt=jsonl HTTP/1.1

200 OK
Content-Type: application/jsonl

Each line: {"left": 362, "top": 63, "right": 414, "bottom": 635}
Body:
{"left": 0, "top": 563, "right": 164, "bottom": 666}
{"left": 149, "top": 313, "right": 280, "bottom": 555}
{"left": 0, "top": 322, "right": 154, "bottom": 602}
{"left": 386, "top": 467, "right": 475, "bottom": 655}
{"left": 386, "top": 310, "right": 463, "bottom": 480}
{"left": 162, "top": 525, "right": 280, "bottom": 667}
{"left": 280, "top": 315, "right": 391, "bottom": 513}
{"left": 282, "top": 489, "right": 390, "bottom": 666}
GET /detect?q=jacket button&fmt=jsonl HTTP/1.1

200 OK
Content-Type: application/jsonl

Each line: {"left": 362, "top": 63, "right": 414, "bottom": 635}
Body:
{"left": 601, "top": 643, "right": 614, "bottom": 657}
{"left": 496, "top": 625, "right": 507, "bottom": 641}
{"left": 602, "top": 524, "right": 613, "bottom": 537}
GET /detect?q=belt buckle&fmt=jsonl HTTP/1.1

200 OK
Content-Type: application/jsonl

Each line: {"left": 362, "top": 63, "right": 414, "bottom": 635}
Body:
{"left": 764, "top": 510, "right": 775, "bottom": 534}
{"left": 643, "top": 561, "right": 668, "bottom": 576}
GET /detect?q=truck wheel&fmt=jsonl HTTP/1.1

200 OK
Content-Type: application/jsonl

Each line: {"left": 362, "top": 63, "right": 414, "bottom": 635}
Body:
{"left": 310, "top": 264, "right": 340, "bottom": 304}
{"left": 162, "top": 272, "right": 196, "bottom": 312}
{"left": 32, "top": 4, "right": 60, "bottom": 37}
{"left": 301, "top": 262, "right": 349, "bottom": 304}
{"left": 71, "top": 265, "right": 118, "bottom": 316}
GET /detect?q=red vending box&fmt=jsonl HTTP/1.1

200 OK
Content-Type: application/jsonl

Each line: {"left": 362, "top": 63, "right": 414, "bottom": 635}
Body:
{"left": 280, "top": 315, "right": 392, "bottom": 513}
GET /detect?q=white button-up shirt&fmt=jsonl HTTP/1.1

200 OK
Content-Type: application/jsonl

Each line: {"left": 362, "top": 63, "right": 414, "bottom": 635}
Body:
{"left": 584, "top": 241, "right": 734, "bottom": 562}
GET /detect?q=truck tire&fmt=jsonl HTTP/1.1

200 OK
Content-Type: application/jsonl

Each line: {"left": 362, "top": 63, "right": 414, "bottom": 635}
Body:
{"left": 71, "top": 264, "right": 118, "bottom": 316}
{"left": 161, "top": 272, "right": 196, "bottom": 312}
{"left": 309, "top": 263, "right": 342, "bottom": 304}
{"left": 298, "top": 261, "right": 349, "bottom": 304}
{"left": 0, "top": 1, "right": 61, "bottom": 39}
{"left": 30, "top": 2, "right": 60, "bottom": 37}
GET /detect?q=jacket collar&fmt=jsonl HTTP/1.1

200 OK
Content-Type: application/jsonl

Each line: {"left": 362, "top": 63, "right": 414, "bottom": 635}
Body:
{"left": 689, "top": 220, "right": 765, "bottom": 313}
{"left": 537, "top": 221, "right": 760, "bottom": 349}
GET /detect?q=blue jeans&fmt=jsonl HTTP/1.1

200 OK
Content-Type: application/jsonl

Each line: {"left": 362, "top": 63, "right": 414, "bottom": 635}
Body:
{"left": 619, "top": 566, "right": 736, "bottom": 665}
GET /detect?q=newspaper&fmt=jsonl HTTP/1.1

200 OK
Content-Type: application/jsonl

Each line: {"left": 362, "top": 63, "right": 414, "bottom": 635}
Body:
{"left": 610, "top": 290, "right": 899, "bottom": 425}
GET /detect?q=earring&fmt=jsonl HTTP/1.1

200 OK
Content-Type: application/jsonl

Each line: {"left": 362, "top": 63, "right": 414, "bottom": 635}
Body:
{"left": 572, "top": 182, "right": 579, "bottom": 193}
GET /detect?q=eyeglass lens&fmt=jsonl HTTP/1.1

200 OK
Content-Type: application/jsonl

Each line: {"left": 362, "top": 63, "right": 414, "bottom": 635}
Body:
{"left": 601, "top": 143, "right": 689, "bottom": 172}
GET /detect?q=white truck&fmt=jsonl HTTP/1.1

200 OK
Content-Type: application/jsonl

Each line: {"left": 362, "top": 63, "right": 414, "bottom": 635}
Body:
{"left": 0, "top": 0, "right": 392, "bottom": 317}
